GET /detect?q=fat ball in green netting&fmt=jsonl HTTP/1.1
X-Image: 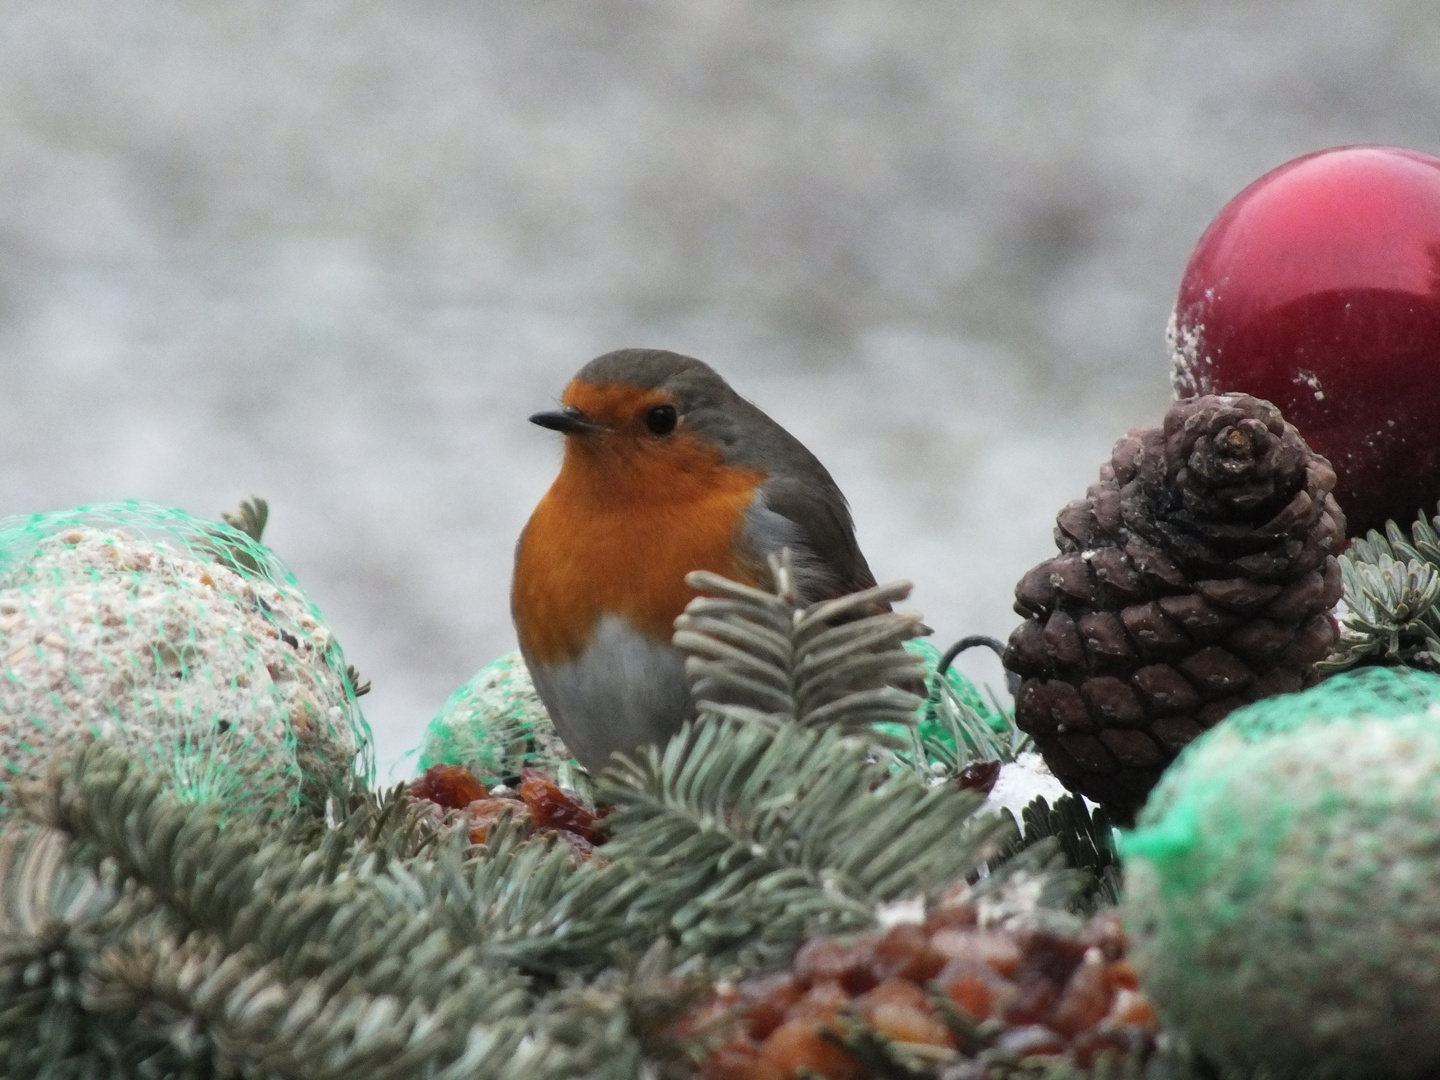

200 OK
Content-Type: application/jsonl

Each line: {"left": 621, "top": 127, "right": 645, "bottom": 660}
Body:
{"left": 417, "top": 650, "right": 581, "bottom": 790}
{"left": 0, "top": 502, "right": 372, "bottom": 814}
{"left": 417, "top": 641, "right": 1003, "bottom": 790}
{"left": 1120, "top": 666, "right": 1440, "bottom": 1079}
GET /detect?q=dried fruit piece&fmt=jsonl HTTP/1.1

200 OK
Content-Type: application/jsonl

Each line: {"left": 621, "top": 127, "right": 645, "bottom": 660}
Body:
{"left": 465, "top": 797, "right": 532, "bottom": 843}
{"left": 739, "top": 973, "right": 805, "bottom": 1041}
{"left": 410, "top": 764, "right": 488, "bottom": 809}
{"left": 689, "top": 907, "right": 1162, "bottom": 1077}
{"left": 869, "top": 924, "right": 944, "bottom": 983}
{"left": 794, "top": 938, "right": 878, "bottom": 996}
{"left": 519, "top": 767, "right": 604, "bottom": 843}
{"left": 756, "top": 1020, "right": 866, "bottom": 1080}
{"left": 956, "top": 760, "right": 1002, "bottom": 796}
{"left": 853, "top": 979, "right": 952, "bottom": 1048}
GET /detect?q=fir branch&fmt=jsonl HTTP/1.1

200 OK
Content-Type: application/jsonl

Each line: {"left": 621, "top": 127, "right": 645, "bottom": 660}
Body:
{"left": 1322, "top": 511, "right": 1440, "bottom": 673}
{"left": 902, "top": 670, "right": 1030, "bottom": 785}
{"left": 24, "top": 744, "right": 582, "bottom": 995}
{"left": 84, "top": 925, "right": 547, "bottom": 1080}
{"left": 98, "top": 913, "right": 637, "bottom": 1080}
{"left": 6, "top": 747, "right": 654, "bottom": 1078}
{"left": 420, "top": 819, "right": 591, "bottom": 970}
{"left": 1014, "top": 796, "right": 1122, "bottom": 911}
{"left": 220, "top": 496, "right": 270, "bottom": 543}
{"left": 519, "top": 719, "right": 1020, "bottom": 973}
{"left": 676, "top": 552, "right": 928, "bottom": 739}
{"left": 198, "top": 496, "right": 276, "bottom": 580}
{"left": 0, "top": 823, "right": 118, "bottom": 962}
{"left": 0, "top": 822, "right": 189, "bottom": 1075}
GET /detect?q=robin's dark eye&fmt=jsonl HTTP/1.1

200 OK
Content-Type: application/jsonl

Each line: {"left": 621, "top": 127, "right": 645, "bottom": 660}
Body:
{"left": 644, "top": 405, "right": 678, "bottom": 436}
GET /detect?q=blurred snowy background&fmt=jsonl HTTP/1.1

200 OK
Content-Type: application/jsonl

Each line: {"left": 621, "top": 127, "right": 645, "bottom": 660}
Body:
{"left": 3, "top": 1, "right": 1439, "bottom": 779}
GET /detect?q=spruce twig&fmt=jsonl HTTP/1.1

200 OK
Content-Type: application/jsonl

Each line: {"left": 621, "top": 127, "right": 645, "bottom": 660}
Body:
{"left": 220, "top": 497, "right": 269, "bottom": 542}
{"left": 676, "top": 551, "right": 928, "bottom": 740}
{"left": 347, "top": 663, "right": 374, "bottom": 698}
{"left": 198, "top": 496, "right": 277, "bottom": 580}
{"left": 1016, "top": 796, "right": 1122, "bottom": 911}
{"left": 0, "top": 823, "right": 181, "bottom": 1075}
{"left": 1322, "top": 506, "right": 1440, "bottom": 673}
{"left": 540, "top": 719, "right": 1019, "bottom": 971}
{"left": 4, "top": 748, "right": 644, "bottom": 1078}
{"left": 904, "top": 672, "right": 1029, "bottom": 784}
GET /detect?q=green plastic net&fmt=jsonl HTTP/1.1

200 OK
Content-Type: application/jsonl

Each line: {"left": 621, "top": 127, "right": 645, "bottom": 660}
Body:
{"left": 416, "top": 639, "right": 1016, "bottom": 796}
{"left": 1214, "top": 664, "right": 1440, "bottom": 740}
{"left": 0, "top": 501, "right": 373, "bottom": 815}
{"left": 416, "top": 650, "right": 582, "bottom": 791}
{"left": 1119, "top": 667, "right": 1440, "bottom": 1075}
{"left": 1127, "top": 666, "right": 1440, "bottom": 856}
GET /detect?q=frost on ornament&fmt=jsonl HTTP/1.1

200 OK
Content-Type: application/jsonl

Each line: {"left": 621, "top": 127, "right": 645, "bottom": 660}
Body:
{"left": 1121, "top": 667, "right": 1440, "bottom": 1080}
{"left": 0, "top": 502, "right": 372, "bottom": 815}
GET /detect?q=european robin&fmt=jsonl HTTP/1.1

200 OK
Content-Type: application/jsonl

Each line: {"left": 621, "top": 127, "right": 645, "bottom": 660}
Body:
{"left": 512, "top": 348, "right": 883, "bottom": 773}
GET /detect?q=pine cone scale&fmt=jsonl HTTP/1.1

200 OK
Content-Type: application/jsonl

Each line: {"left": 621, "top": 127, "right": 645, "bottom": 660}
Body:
{"left": 1178, "top": 647, "right": 1253, "bottom": 699}
{"left": 1046, "top": 680, "right": 1094, "bottom": 732}
{"left": 1052, "top": 554, "right": 1099, "bottom": 605}
{"left": 1194, "top": 577, "right": 1282, "bottom": 614}
{"left": 1077, "top": 611, "right": 1135, "bottom": 667}
{"left": 1260, "top": 489, "right": 1315, "bottom": 534}
{"left": 1131, "top": 665, "right": 1201, "bottom": 715}
{"left": 1099, "top": 728, "right": 1164, "bottom": 767}
{"left": 1057, "top": 733, "right": 1119, "bottom": 773}
{"left": 1090, "top": 547, "right": 1145, "bottom": 603}
{"left": 1119, "top": 603, "right": 1190, "bottom": 659}
{"left": 1261, "top": 568, "right": 1332, "bottom": 623}
{"left": 1158, "top": 594, "right": 1241, "bottom": 640}
{"left": 1042, "top": 612, "right": 1087, "bottom": 669}
{"left": 1148, "top": 715, "right": 1204, "bottom": 751}
{"left": 1225, "top": 619, "right": 1295, "bottom": 665}
{"left": 1080, "top": 676, "right": 1145, "bottom": 726}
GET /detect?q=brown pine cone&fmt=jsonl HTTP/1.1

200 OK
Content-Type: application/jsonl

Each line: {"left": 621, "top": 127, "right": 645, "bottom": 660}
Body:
{"left": 1003, "top": 394, "right": 1346, "bottom": 823}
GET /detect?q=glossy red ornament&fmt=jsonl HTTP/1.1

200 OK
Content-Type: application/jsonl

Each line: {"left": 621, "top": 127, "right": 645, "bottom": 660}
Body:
{"left": 1170, "top": 145, "right": 1440, "bottom": 538}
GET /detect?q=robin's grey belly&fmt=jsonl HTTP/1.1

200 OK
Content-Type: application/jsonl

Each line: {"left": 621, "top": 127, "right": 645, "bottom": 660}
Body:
{"left": 526, "top": 614, "right": 692, "bottom": 774}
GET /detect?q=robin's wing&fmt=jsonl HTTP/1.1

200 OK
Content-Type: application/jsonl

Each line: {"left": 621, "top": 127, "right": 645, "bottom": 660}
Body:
{"left": 685, "top": 385, "right": 883, "bottom": 607}
{"left": 742, "top": 475, "right": 881, "bottom": 606}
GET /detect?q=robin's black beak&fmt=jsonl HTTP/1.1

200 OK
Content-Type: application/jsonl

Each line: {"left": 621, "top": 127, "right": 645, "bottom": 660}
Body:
{"left": 529, "top": 406, "right": 607, "bottom": 436}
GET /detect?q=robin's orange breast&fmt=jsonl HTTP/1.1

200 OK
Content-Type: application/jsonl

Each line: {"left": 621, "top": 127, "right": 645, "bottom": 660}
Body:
{"left": 512, "top": 432, "right": 769, "bottom": 666}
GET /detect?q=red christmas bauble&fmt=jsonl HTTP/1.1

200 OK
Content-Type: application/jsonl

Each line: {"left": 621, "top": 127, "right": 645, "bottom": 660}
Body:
{"left": 1170, "top": 145, "right": 1440, "bottom": 538}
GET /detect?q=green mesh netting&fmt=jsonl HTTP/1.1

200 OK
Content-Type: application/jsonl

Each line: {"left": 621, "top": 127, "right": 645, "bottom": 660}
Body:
{"left": 1127, "top": 667, "right": 1440, "bottom": 844}
{"left": 1120, "top": 667, "right": 1440, "bottom": 1078}
{"left": 0, "top": 501, "right": 373, "bottom": 815}
{"left": 1215, "top": 664, "right": 1440, "bottom": 740}
{"left": 417, "top": 650, "right": 580, "bottom": 790}
{"left": 417, "top": 639, "right": 1012, "bottom": 795}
